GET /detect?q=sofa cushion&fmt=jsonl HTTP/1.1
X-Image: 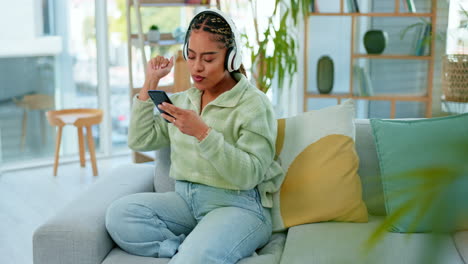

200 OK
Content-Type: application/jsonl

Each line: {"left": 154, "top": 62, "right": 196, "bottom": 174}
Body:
{"left": 280, "top": 216, "right": 464, "bottom": 264}
{"left": 238, "top": 232, "right": 287, "bottom": 264}
{"left": 152, "top": 120, "right": 386, "bottom": 217}
{"left": 153, "top": 146, "right": 175, "bottom": 193}
{"left": 102, "top": 232, "right": 287, "bottom": 264}
{"left": 354, "top": 119, "right": 386, "bottom": 216}
{"left": 271, "top": 99, "right": 368, "bottom": 231}
{"left": 102, "top": 248, "right": 170, "bottom": 264}
{"left": 370, "top": 113, "right": 468, "bottom": 232}
{"left": 454, "top": 231, "right": 468, "bottom": 263}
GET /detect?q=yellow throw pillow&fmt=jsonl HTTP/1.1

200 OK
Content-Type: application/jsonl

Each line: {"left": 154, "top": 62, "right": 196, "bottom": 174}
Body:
{"left": 271, "top": 99, "right": 368, "bottom": 231}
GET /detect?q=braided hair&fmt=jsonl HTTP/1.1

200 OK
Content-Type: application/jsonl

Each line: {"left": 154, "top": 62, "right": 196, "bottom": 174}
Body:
{"left": 188, "top": 12, "right": 247, "bottom": 77}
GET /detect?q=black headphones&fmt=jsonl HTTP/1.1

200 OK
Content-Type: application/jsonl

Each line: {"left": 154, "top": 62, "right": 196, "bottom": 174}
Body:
{"left": 182, "top": 9, "right": 243, "bottom": 72}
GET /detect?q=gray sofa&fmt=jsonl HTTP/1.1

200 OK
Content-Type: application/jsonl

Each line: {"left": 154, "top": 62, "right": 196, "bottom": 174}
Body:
{"left": 33, "top": 119, "right": 468, "bottom": 264}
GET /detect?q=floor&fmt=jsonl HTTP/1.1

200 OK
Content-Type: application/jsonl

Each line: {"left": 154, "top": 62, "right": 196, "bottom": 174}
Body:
{"left": 0, "top": 154, "right": 134, "bottom": 264}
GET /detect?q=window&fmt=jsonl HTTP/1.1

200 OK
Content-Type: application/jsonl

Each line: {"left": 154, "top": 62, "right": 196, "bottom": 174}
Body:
{"left": 0, "top": 0, "right": 101, "bottom": 168}
{"left": 447, "top": 0, "right": 468, "bottom": 54}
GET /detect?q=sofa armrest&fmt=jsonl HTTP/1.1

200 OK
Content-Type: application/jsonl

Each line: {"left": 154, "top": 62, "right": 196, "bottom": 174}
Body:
{"left": 33, "top": 163, "right": 154, "bottom": 264}
{"left": 153, "top": 146, "right": 175, "bottom": 192}
{"left": 454, "top": 231, "right": 468, "bottom": 263}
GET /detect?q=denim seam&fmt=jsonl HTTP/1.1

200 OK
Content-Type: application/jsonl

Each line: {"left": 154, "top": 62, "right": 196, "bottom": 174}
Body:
{"left": 175, "top": 182, "right": 195, "bottom": 218}
{"left": 156, "top": 216, "right": 194, "bottom": 232}
{"left": 254, "top": 190, "right": 265, "bottom": 221}
{"left": 189, "top": 183, "right": 201, "bottom": 221}
{"left": 249, "top": 206, "right": 265, "bottom": 222}
{"left": 246, "top": 193, "right": 266, "bottom": 222}
{"left": 129, "top": 203, "right": 193, "bottom": 232}
{"left": 109, "top": 229, "right": 161, "bottom": 257}
{"left": 220, "top": 220, "right": 265, "bottom": 264}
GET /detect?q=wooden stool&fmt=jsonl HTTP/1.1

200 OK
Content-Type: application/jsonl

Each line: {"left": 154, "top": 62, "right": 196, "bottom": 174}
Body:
{"left": 46, "top": 109, "right": 103, "bottom": 176}
{"left": 13, "top": 94, "right": 55, "bottom": 150}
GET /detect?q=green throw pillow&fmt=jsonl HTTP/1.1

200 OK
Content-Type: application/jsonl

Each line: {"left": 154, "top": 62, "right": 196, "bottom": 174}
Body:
{"left": 370, "top": 113, "right": 468, "bottom": 233}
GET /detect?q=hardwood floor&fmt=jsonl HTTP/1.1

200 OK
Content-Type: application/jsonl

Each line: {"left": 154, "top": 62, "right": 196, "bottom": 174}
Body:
{"left": 0, "top": 154, "right": 134, "bottom": 264}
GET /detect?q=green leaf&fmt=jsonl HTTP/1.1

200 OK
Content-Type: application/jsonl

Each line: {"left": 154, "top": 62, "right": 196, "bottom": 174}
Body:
{"left": 299, "top": 0, "right": 308, "bottom": 17}
{"left": 400, "top": 22, "right": 425, "bottom": 40}
{"left": 290, "top": 0, "right": 299, "bottom": 25}
{"left": 460, "top": 4, "right": 468, "bottom": 20}
{"left": 243, "top": 0, "right": 307, "bottom": 93}
{"left": 363, "top": 193, "right": 421, "bottom": 252}
{"left": 405, "top": 189, "right": 438, "bottom": 233}
{"left": 273, "top": 0, "right": 281, "bottom": 15}
{"left": 364, "top": 165, "right": 466, "bottom": 253}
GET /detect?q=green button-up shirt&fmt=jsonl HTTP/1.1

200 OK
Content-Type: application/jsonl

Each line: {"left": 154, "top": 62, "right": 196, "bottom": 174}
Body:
{"left": 128, "top": 73, "right": 285, "bottom": 208}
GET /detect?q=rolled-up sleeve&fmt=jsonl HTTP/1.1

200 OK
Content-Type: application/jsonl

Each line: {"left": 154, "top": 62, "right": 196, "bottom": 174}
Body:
{"left": 127, "top": 95, "right": 170, "bottom": 151}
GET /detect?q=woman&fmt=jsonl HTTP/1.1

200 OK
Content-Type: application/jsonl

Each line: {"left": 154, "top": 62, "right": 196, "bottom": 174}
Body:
{"left": 105, "top": 9, "right": 284, "bottom": 264}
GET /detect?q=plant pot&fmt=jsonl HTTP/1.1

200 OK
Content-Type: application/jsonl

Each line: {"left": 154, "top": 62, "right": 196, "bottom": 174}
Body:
{"left": 172, "top": 27, "right": 186, "bottom": 43}
{"left": 147, "top": 30, "right": 160, "bottom": 43}
{"left": 442, "top": 54, "right": 468, "bottom": 102}
{"left": 363, "top": 30, "right": 388, "bottom": 55}
{"left": 316, "top": 56, "right": 334, "bottom": 94}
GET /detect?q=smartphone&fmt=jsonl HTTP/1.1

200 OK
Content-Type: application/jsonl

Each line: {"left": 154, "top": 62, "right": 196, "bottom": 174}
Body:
{"left": 147, "top": 90, "right": 175, "bottom": 122}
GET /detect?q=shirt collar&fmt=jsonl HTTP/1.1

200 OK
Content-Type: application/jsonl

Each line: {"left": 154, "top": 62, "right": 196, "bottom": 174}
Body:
{"left": 186, "top": 73, "right": 249, "bottom": 109}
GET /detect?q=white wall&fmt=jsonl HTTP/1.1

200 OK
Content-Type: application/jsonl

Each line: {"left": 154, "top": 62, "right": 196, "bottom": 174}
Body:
{"left": 0, "top": 0, "right": 61, "bottom": 57}
{"left": 0, "top": 0, "right": 42, "bottom": 39}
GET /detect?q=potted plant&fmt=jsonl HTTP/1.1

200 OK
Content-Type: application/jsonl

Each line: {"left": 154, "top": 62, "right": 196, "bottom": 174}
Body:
{"left": 184, "top": 0, "right": 208, "bottom": 3}
{"left": 148, "top": 24, "right": 160, "bottom": 43}
{"left": 442, "top": 6, "right": 468, "bottom": 103}
{"left": 399, "top": 4, "right": 468, "bottom": 103}
{"left": 399, "top": 18, "right": 437, "bottom": 56}
{"left": 242, "top": 0, "right": 310, "bottom": 93}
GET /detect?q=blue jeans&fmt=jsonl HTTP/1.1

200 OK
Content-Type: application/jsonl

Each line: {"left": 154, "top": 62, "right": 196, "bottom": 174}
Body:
{"left": 105, "top": 180, "right": 272, "bottom": 264}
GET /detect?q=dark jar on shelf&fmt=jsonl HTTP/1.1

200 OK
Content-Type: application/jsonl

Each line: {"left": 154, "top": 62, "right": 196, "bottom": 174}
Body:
{"left": 363, "top": 30, "right": 388, "bottom": 55}
{"left": 316, "top": 56, "right": 334, "bottom": 94}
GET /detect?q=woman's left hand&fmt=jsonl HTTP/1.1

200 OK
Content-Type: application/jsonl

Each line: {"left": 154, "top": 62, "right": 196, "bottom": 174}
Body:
{"left": 159, "top": 102, "right": 210, "bottom": 141}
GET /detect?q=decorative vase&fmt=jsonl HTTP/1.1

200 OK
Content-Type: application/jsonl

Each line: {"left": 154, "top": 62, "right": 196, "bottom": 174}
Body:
{"left": 147, "top": 30, "right": 160, "bottom": 43}
{"left": 442, "top": 54, "right": 468, "bottom": 102}
{"left": 172, "top": 27, "right": 186, "bottom": 43}
{"left": 316, "top": 56, "right": 334, "bottom": 94}
{"left": 363, "top": 30, "right": 388, "bottom": 55}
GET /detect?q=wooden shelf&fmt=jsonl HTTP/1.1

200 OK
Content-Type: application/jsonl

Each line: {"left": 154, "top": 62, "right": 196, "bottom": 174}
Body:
{"left": 131, "top": 39, "right": 184, "bottom": 47}
{"left": 305, "top": 93, "right": 429, "bottom": 102}
{"left": 147, "top": 40, "right": 183, "bottom": 46}
{"left": 304, "top": 0, "right": 437, "bottom": 117}
{"left": 128, "top": 0, "right": 212, "bottom": 7}
{"left": 353, "top": 54, "right": 432, "bottom": 60}
{"left": 130, "top": 33, "right": 184, "bottom": 46}
{"left": 308, "top": 12, "right": 434, "bottom": 17}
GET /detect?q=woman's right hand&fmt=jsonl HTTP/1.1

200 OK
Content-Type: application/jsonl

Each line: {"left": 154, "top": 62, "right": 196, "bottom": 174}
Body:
{"left": 146, "top": 55, "right": 174, "bottom": 81}
{"left": 139, "top": 56, "right": 174, "bottom": 101}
